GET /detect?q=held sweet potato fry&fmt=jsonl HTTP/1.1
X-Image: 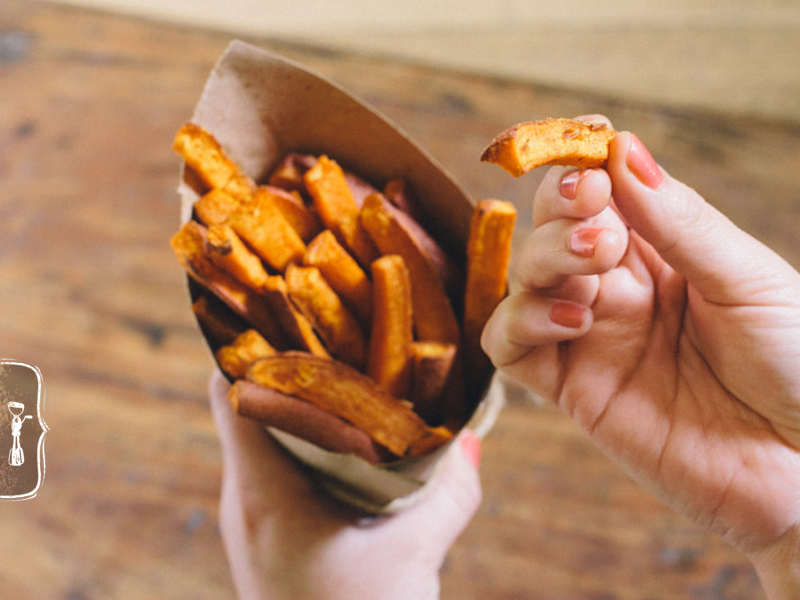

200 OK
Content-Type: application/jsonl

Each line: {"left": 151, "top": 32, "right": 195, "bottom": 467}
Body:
{"left": 304, "top": 155, "right": 379, "bottom": 268}
{"left": 216, "top": 329, "right": 276, "bottom": 379}
{"left": 463, "top": 199, "right": 517, "bottom": 380}
{"left": 229, "top": 380, "right": 384, "bottom": 464}
{"left": 285, "top": 264, "right": 367, "bottom": 370}
{"left": 205, "top": 223, "right": 270, "bottom": 291}
{"left": 229, "top": 187, "right": 306, "bottom": 272}
{"left": 481, "top": 118, "right": 616, "bottom": 177}
{"left": 303, "top": 230, "right": 372, "bottom": 328}
{"left": 360, "top": 193, "right": 460, "bottom": 344}
{"left": 171, "top": 221, "right": 286, "bottom": 347}
{"left": 261, "top": 275, "right": 330, "bottom": 358}
{"left": 173, "top": 123, "right": 255, "bottom": 201}
{"left": 246, "top": 352, "right": 435, "bottom": 457}
{"left": 367, "top": 255, "right": 414, "bottom": 400}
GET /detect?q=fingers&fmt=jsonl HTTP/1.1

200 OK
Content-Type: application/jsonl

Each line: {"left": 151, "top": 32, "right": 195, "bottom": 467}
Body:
{"left": 532, "top": 167, "right": 613, "bottom": 227}
{"left": 608, "top": 131, "right": 800, "bottom": 304}
{"left": 514, "top": 210, "right": 628, "bottom": 290}
{"left": 482, "top": 293, "right": 592, "bottom": 367}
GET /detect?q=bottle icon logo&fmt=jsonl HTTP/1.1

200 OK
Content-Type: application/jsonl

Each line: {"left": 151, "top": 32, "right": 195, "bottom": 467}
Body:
{"left": 0, "top": 361, "right": 48, "bottom": 500}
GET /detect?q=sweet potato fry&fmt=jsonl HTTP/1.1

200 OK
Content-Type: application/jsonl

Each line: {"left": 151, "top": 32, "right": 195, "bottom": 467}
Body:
{"left": 261, "top": 275, "right": 330, "bottom": 358}
{"left": 229, "top": 188, "right": 306, "bottom": 272}
{"left": 215, "top": 329, "right": 276, "bottom": 379}
{"left": 367, "top": 255, "right": 414, "bottom": 400}
{"left": 191, "top": 294, "right": 246, "bottom": 347}
{"left": 304, "top": 155, "right": 379, "bottom": 267}
{"left": 344, "top": 171, "right": 380, "bottom": 207}
{"left": 173, "top": 123, "right": 255, "bottom": 200}
{"left": 463, "top": 199, "right": 517, "bottom": 379}
{"left": 481, "top": 118, "right": 616, "bottom": 177}
{"left": 258, "top": 185, "right": 322, "bottom": 242}
{"left": 360, "top": 193, "right": 460, "bottom": 344}
{"left": 229, "top": 380, "right": 384, "bottom": 463}
{"left": 384, "top": 192, "right": 464, "bottom": 308}
{"left": 303, "top": 230, "right": 372, "bottom": 328}
{"left": 285, "top": 264, "right": 367, "bottom": 370}
{"left": 170, "top": 221, "right": 286, "bottom": 347}
{"left": 246, "top": 352, "right": 432, "bottom": 457}
{"left": 205, "top": 223, "right": 269, "bottom": 290}
{"left": 409, "top": 341, "right": 457, "bottom": 422}
{"left": 406, "top": 425, "right": 453, "bottom": 458}
{"left": 267, "top": 152, "right": 317, "bottom": 192}
{"left": 193, "top": 188, "right": 243, "bottom": 227}
{"left": 383, "top": 178, "right": 425, "bottom": 225}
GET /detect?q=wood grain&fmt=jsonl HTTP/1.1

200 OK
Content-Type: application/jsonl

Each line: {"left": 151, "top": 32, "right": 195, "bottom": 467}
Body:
{"left": 3, "top": 0, "right": 797, "bottom": 597}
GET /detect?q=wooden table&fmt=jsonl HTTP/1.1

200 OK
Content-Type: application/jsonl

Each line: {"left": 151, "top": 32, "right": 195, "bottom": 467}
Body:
{"left": 3, "top": 1, "right": 799, "bottom": 597}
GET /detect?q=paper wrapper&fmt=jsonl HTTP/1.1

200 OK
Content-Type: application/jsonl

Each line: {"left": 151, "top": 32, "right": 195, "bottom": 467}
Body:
{"left": 177, "top": 40, "right": 504, "bottom": 514}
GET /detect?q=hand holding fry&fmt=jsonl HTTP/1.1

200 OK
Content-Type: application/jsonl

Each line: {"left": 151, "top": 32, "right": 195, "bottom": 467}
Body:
{"left": 482, "top": 118, "right": 800, "bottom": 596}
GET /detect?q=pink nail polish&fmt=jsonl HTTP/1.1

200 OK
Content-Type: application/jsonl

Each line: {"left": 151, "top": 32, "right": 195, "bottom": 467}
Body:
{"left": 627, "top": 134, "right": 663, "bottom": 190}
{"left": 559, "top": 170, "right": 582, "bottom": 200}
{"left": 569, "top": 227, "right": 604, "bottom": 257}
{"left": 549, "top": 301, "right": 587, "bottom": 328}
{"left": 459, "top": 430, "right": 481, "bottom": 469}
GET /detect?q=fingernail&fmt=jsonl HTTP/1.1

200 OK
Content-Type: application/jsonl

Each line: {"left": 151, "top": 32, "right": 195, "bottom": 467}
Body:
{"left": 559, "top": 170, "right": 582, "bottom": 200}
{"left": 550, "top": 301, "right": 587, "bottom": 328}
{"left": 569, "top": 227, "right": 604, "bottom": 258}
{"left": 459, "top": 430, "right": 482, "bottom": 469}
{"left": 627, "top": 134, "right": 663, "bottom": 189}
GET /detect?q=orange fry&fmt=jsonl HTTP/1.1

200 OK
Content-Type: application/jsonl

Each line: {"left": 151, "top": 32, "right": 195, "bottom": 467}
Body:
{"left": 229, "top": 380, "right": 384, "bottom": 463}
{"left": 303, "top": 230, "right": 372, "bottom": 328}
{"left": 481, "top": 118, "right": 615, "bottom": 177}
{"left": 193, "top": 188, "right": 243, "bottom": 227}
{"left": 205, "top": 223, "right": 269, "bottom": 290}
{"left": 173, "top": 123, "right": 255, "bottom": 200}
{"left": 409, "top": 341, "right": 457, "bottom": 423}
{"left": 304, "top": 155, "right": 379, "bottom": 267}
{"left": 285, "top": 264, "right": 367, "bottom": 370}
{"left": 215, "top": 328, "right": 277, "bottom": 379}
{"left": 261, "top": 275, "right": 330, "bottom": 358}
{"left": 360, "top": 193, "right": 459, "bottom": 344}
{"left": 267, "top": 152, "right": 317, "bottom": 192}
{"left": 463, "top": 199, "right": 517, "bottom": 379}
{"left": 258, "top": 185, "right": 322, "bottom": 242}
{"left": 191, "top": 294, "right": 246, "bottom": 347}
{"left": 170, "top": 221, "right": 285, "bottom": 347}
{"left": 229, "top": 188, "right": 306, "bottom": 272}
{"left": 367, "top": 255, "right": 414, "bottom": 400}
{"left": 247, "top": 352, "right": 432, "bottom": 457}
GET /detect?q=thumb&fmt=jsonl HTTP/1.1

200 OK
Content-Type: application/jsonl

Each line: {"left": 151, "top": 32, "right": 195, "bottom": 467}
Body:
{"left": 607, "top": 131, "right": 797, "bottom": 304}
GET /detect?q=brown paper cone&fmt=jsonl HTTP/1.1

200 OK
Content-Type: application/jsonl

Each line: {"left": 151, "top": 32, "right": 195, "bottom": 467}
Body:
{"left": 177, "top": 40, "right": 503, "bottom": 513}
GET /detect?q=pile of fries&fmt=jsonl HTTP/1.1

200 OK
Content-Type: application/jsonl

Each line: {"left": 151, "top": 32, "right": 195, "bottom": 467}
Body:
{"left": 171, "top": 123, "right": 515, "bottom": 464}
